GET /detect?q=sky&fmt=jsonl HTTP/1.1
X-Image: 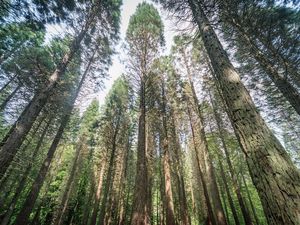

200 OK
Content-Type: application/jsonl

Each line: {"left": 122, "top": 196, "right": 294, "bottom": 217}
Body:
{"left": 45, "top": 0, "right": 178, "bottom": 111}
{"left": 94, "top": 0, "right": 176, "bottom": 106}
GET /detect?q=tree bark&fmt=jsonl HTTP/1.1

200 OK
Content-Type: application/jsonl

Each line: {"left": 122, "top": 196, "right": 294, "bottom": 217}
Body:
{"left": 188, "top": 0, "right": 300, "bottom": 223}
{"left": 131, "top": 80, "right": 150, "bottom": 225}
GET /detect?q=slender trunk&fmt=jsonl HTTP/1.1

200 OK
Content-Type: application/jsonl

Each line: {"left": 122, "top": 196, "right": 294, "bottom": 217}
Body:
{"left": 160, "top": 81, "right": 177, "bottom": 225}
{"left": 209, "top": 90, "right": 253, "bottom": 225}
{"left": 13, "top": 49, "right": 94, "bottom": 224}
{"left": 52, "top": 137, "right": 85, "bottom": 225}
{"left": 187, "top": 105, "right": 216, "bottom": 225}
{"left": 0, "top": 84, "right": 21, "bottom": 111}
{"left": 0, "top": 75, "right": 16, "bottom": 94}
{"left": 131, "top": 80, "right": 149, "bottom": 225}
{"left": 0, "top": 118, "right": 51, "bottom": 225}
{"left": 170, "top": 113, "right": 190, "bottom": 225}
{"left": 188, "top": 0, "right": 300, "bottom": 223}
{"left": 0, "top": 8, "right": 96, "bottom": 178}
{"left": 220, "top": 182, "right": 230, "bottom": 225}
{"left": 184, "top": 75, "right": 227, "bottom": 224}
{"left": 235, "top": 25, "right": 300, "bottom": 115}
{"left": 89, "top": 161, "right": 106, "bottom": 225}
{"left": 217, "top": 157, "right": 240, "bottom": 225}
{"left": 242, "top": 173, "right": 261, "bottom": 225}
{"left": 98, "top": 118, "right": 120, "bottom": 225}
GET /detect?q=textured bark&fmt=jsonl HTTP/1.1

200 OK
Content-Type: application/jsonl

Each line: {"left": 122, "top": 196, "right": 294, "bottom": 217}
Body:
{"left": 188, "top": 0, "right": 300, "bottom": 224}
{"left": 131, "top": 81, "right": 150, "bottom": 225}
{"left": 0, "top": 8, "right": 96, "bottom": 178}
{"left": 160, "top": 81, "right": 177, "bottom": 225}
{"left": 0, "top": 84, "right": 21, "bottom": 111}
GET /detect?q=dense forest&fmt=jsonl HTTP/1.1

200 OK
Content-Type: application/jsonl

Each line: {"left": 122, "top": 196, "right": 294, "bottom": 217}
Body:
{"left": 0, "top": 0, "right": 299, "bottom": 224}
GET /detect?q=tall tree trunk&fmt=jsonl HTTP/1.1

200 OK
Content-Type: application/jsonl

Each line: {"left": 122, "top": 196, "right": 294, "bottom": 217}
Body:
{"left": 131, "top": 80, "right": 150, "bottom": 225}
{"left": 184, "top": 75, "right": 227, "bottom": 224}
{"left": 187, "top": 105, "right": 216, "bottom": 225}
{"left": 160, "top": 80, "right": 177, "bottom": 225}
{"left": 13, "top": 49, "right": 94, "bottom": 224}
{"left": 217, "top": 157, "right": 240, "bottom": 225}
{"left": 0, "top": 118, "right": 51, "bottom": 225}
{"left": 0, "top": 75, "right": 16, "bottom": 94}
{"left": 188, "top": 0, "right": 300, "bottom": 223}
{"left": 89, "top": 159, "right": 106, "bottom": 225}
{"left": 0, "top": 8, "right": 97, "bottom": 178}
{"left": 234, "top": 24, "right": 300, "bottom": 115}
{"left": 170, "top": 113, "right": 190, "bottom": 225}
{"left": 0, "top": 84, "right": 21, "bottom": 112}
{"left": 52, "top": 137, "right": 85, "bottom": 225}
{"left": 241, "top": 173, "right": 261, "bottom": 225}
{"left": 98, "top": 117, "right": 120, "bottom": 225}
{"left": 209, "top": 90, "right": 253, "bottom": 225}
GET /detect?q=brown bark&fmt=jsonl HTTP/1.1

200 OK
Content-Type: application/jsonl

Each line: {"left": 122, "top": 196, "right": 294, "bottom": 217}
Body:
{"left": 188, "top": 0, "right": 300, "bottom": 223}
{"left": 131, "top": 80, "right": 150, "bottom": 225}
{"left": 160, "top": 81, "right": 177, "bottom": 225}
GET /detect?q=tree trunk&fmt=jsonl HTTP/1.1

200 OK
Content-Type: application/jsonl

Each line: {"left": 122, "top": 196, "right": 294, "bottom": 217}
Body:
{"left": 0, "top": 118, "right": 51, "bottom": 225}
{"left": 0, "top": 84, "right": 21, "bottom": 112}
{"left": 131, "top": 80, "right": 150, "bottom": 225}
{"left": 217, "top": 157, "right": 240, "bottom": 225}
{"left": 160, "top": 80, "right": 177, "bottom": 225}
{"left": 209, "top": 90, "right": 253, "bottom": 225}
{"left": 0, "top": 8, "right": 96, "bottom": 178}
{"left": 184, "top": 74, "right": 227, "bottom": 225}
{"left": 13, "top": 48, "right": 94, "bottom": 224}
{"left": 188, "top": 0, "right": 300, "bottom": 223}
{"left": 187, "top": 105, "right": 216, "bottom": 225}
{"left": 241, "top": 173, "right": 261, "bottom": 225}
{"left": 52, "top": 137, "right": 85, "bottom": 225}
{"left": 98, "top": 117, "right": 120, "bottom": 225}
{"left": 89, "top": 159, "right": 106, "bottom": 225}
